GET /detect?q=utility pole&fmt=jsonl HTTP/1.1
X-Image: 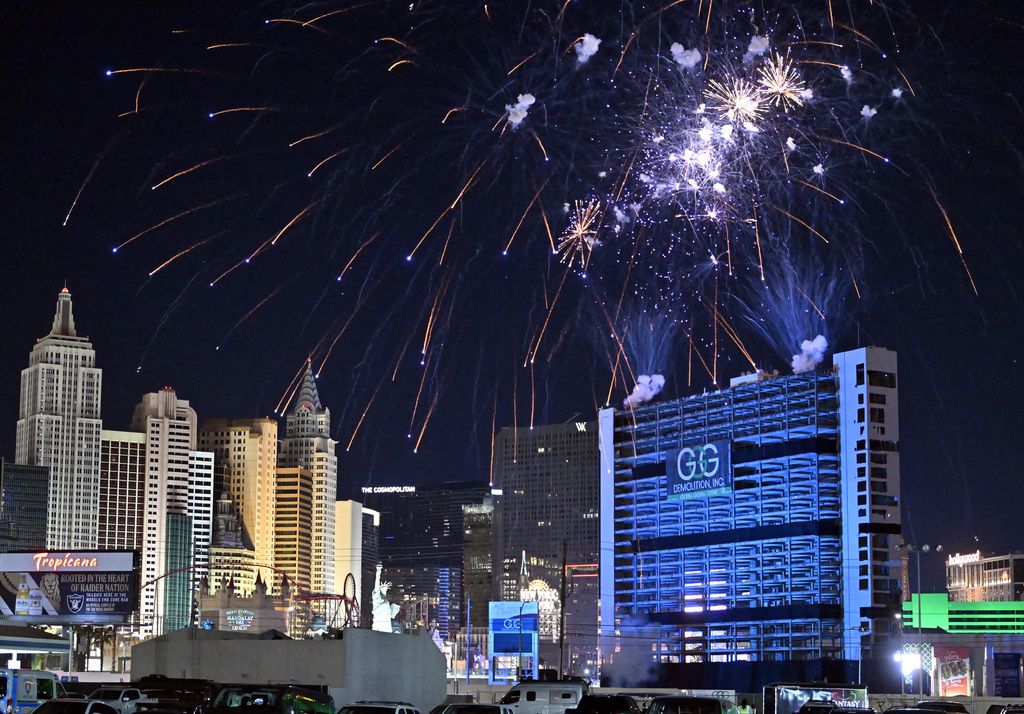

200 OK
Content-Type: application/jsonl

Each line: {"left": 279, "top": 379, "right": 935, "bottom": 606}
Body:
{"left": 558, "top": 539, "right": 567, "bottom": 677}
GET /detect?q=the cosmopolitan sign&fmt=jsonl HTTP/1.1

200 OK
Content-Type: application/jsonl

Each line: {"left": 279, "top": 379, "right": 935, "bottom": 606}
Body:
{"left": 666, "top": 440, "right": 732, "bottom": 501}
{"left": 0, "top": 550, "right": 137, "bottom": 625}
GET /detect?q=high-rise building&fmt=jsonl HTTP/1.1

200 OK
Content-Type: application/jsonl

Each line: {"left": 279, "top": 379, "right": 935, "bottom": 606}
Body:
{"left": 279, "top": 364, "right": 337, "bottom": 595}
{"left": 463, "top": 497, "right": 494, "bottom": 628}
{"left": 15, "top": 288, "right": 102, "bottom": 549}
{"left": 275, "top": 466, "right": 313, "bottom": 596}
{"left": 0, "top": 460, "right": 49, "bottom": 552}
{"left": 98, "top": 430, "right": 146, "bottom": 552}
{"left": 598, "top": 346, "right": 901, "bottom": 688}
{"left": 198, "top": 419, "right": 279, "bottom": 582}
{"left": 131, "top": 388, "right": 213, "bottom": 636}
{"left": 363, "top": 482, "right": 489, "bottom": 637}
{"left": 189, "top": 450, "right": 215, "bottom": 586}
{"left": 491, "top": 421, "right": 601, "bottom": 673}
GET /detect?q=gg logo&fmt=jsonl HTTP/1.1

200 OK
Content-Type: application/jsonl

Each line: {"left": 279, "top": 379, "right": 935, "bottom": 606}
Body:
{"left": 676, "top": 444, "right": 720, "bottom": 480}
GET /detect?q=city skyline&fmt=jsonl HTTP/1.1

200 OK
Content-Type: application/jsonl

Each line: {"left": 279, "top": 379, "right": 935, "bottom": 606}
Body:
{"left": 1, "top": 0, "right": 1023, "bottom": 567}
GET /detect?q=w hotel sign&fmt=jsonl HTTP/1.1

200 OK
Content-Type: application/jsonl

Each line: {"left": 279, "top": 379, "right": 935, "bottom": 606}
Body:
{"left": 666, "top": 440, "right": 732, "bottom": 501}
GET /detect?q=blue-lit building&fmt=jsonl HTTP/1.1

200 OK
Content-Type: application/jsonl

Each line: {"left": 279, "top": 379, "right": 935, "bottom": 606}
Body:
{"left": 598, "top": 346, "right": 902, "bottom": 690}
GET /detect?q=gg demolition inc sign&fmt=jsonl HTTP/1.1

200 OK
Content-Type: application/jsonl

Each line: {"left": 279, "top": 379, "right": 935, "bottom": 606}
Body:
{"left": 667, "top": 440, "right": 732, "bottom": 501}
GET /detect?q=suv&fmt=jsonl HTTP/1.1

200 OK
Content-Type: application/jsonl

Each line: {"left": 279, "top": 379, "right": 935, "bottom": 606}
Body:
{"left": 88, "top": 690, "right": 148, "bottom": 714}
{"left": 339, "top": 703, "right": 423, "bottom": 714}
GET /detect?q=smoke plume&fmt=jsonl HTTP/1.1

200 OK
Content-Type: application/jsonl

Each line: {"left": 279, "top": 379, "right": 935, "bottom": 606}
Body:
{"left": 623, "top": 374, "right": 666, "bottom": 409}
{"left": 791, "top": 334, "right": 828, "bottom": 373}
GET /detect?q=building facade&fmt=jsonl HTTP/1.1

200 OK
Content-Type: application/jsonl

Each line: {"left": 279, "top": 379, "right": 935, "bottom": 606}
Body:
{"left": 15, "top": 288, "right": 103, "bottom": 550}
{"left": 598, "top": 346, "right": 902, "bottom": 688}
{"left": 279, "top": 364, "right": 338, "bottom": 595}
{"left": 131, "top": 388, "right": 213, "bottom": 636}
{"left": 363, "top": 482, "right": 489, "bottom": 637}
{"left": 97, "top": 430, "right": 146, "bottom": 552}
{"left": 491, "top": 421, "right": 601, "bottom": 675}
{"left": 946, "top": 550, "right": 1024, "bottom": 602}
{"left": 198, "top": 418, "right": 279, "bottom": 578}
{"left": 208, "top": 491, "right": 259, "bottom": 597}
{"left": 0, "top": 460, "right": 49, "bottom": 552}
{"left": 274, "top": 465, "right": 314, "bottom": 596}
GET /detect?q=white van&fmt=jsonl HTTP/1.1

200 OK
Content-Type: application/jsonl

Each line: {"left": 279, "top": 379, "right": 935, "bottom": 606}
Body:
{"left": 498, "top": 681, "right": 590, "bottom": 714}
{"left": 0, "top": 669, "right": 67, "bottom": 714}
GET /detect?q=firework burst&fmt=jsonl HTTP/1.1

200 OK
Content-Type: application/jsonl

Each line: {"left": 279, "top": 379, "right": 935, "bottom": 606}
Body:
{"left": 89, "top": 0, "right": 970, "bottom": 455}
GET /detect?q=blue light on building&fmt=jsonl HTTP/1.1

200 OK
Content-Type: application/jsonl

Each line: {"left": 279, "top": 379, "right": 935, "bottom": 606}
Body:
{"left": 598, "top": 347, "right": 902, "bottom": 689}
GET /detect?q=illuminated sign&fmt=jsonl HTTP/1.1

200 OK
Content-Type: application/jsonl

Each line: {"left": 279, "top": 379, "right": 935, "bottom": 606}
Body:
{"left": 360, "top": 486, "right": 416, "bottom": 494}
{"left": 0, "top": 551, "right": 137, "bottom": 625}
{"left": 947, "top": 551, "right": 981, "bottom": 567}
{"left": 226, "top": 609, "right": 256, "bottom": 631}
{"left": 666, "top": 440, "right": 732, "bottom": 501}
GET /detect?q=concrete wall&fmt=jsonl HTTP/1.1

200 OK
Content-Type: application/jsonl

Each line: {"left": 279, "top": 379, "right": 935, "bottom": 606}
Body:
{"left": 131, "top": 627, "right": 446, "bottom": 713}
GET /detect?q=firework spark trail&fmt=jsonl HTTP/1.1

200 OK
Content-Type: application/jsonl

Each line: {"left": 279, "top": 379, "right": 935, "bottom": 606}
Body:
{"left": 99, "top": 0, "right": 980, "bottom": 456}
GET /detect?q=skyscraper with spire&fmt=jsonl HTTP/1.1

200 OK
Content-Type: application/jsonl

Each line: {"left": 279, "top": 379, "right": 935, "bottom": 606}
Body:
{"left": 278, "top": 362, "right": 338, "bottom": 594}
{"left": 15, "top": 287, "right": 103, "bottom": 550}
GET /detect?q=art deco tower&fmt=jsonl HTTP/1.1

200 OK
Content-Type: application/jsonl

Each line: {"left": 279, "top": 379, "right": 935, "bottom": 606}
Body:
{"left": 278, "top": 363, "right": 337, "bottom": 594}
{"left": 15, "top": 288, "right": 102, "bottom": 550}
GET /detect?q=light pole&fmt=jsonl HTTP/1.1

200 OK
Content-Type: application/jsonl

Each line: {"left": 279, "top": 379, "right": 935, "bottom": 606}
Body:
{"left": 898, "top": 542, "right": 943, "bottom": 696}
{"left": 895, "top": 612, "right": 905, "bottom": 696}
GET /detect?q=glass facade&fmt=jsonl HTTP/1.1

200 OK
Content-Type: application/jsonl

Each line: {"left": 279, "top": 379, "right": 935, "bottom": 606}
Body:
{"left": 599, "top": 347, "right": 902, "bottom": 686}
{"left": 164, "top": 512, "right": 194, "bottom": 631}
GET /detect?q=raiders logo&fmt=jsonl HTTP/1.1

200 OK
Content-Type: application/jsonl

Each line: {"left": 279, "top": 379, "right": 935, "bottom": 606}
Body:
{"left": 67, "top": 594, "right": 85, "bottom": 613}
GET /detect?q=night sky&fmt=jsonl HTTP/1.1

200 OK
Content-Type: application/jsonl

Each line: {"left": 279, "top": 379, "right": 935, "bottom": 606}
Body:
{"left": 2, "top": 1, "right": 1023, "bottom": 589}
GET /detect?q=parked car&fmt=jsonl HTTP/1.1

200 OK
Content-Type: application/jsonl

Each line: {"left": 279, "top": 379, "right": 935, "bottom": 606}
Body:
{"left": 87, "top": 690, "right": 148, "bottom": 714}
{"left": 135, "top": 678, "right": 219, "bottom": 714}
{"left": 338, "top": 702, "right": 422, "bottom": 714}
{"left": 646, "top": 695, "right": 737, "bottom": 714}
{"left": 34, "top": 701, "right": 121, "bottom": 714}
{"left": 914, "top": 704, "right": 970, "bottom": 714}
{"left": 564, "top": 695, "right": 642, "bottom": 714}
{"left": 206, "top": 686, "right": 332, "bottom": 714}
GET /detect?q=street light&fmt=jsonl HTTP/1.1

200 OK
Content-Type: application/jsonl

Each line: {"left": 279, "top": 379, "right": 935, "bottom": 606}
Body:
{"left": 897, "top": 542, "right": 943, "bottom": 696}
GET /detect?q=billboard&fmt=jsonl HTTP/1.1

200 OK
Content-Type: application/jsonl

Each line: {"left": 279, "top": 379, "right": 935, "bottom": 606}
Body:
{"left": 666, "top": 440, "right": 732, "bottom": 501}
{"left": 935, "top": 646, "right": 971, "bottom": 696}
{"left": 488, "top": 601, "right": 539, "bottom": 685}
{"left": 0, "top": 551, "right": 138, "bottom": 624}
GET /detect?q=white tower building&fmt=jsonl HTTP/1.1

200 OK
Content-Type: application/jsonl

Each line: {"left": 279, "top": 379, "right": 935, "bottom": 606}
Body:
{"left": 131, "top": 388, "right": 213, "bottom": 636}
{"left": 16, "top": 287, "right": 103, "bottom": 550}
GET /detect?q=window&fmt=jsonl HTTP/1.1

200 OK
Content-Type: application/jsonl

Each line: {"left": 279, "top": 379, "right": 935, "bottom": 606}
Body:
{"left": 867, "top": 370, "right": 897, "bottom": 388}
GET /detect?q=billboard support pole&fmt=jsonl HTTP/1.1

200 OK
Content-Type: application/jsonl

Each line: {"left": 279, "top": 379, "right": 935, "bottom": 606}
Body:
{"left": 558, "top": 540, "right": 567, "bottom": 678}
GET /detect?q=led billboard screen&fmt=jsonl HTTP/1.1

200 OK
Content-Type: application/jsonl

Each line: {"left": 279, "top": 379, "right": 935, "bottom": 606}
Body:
{"left": 0, "top": 551, "right": 138, "bottom": 625}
